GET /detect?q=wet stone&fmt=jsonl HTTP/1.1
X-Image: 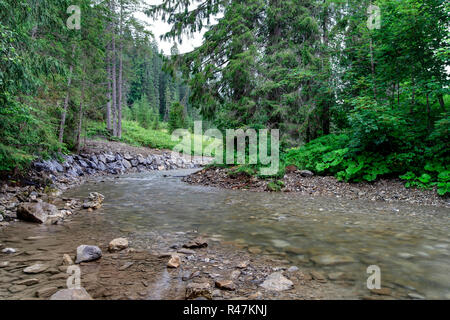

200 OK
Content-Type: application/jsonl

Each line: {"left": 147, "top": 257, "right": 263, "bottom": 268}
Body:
{"left": 310, "top": 254, "right": 356, "bottom": 266}
{"left": 15, "top": 278, "right": 39, "bottom": 286}
{"left": 186, "top": 283, "right": 212, "bottom": 300}
{"left": 23, "top": 263, "right": 48, "bottom": 274}
{"left": 36, "top": 286, "right": 59, "bottom": 298}
{"left": 260, "top": 272, "right": 293, "bottom": 292}
{"left": 8, "top": 285, "right": 27, "bottom": 293}
{"left": 215, "top": 280, "right": 236, "bottom": 291}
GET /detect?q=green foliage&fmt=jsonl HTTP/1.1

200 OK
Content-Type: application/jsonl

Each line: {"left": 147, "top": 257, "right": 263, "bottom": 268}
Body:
{"left": 267, "top": 180, "right": 285, "bottom": 192}
{"left": 168, "top": 102, "right": 186, "bottom": 133}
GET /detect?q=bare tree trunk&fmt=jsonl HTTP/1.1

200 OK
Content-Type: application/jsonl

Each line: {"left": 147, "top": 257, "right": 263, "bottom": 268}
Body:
{"left": 321, "top": 1, "right": 330, "bottom": 135}
{"left": 369, "top": 38, "right": 377, "bottom": 101}
{"left": 117, "top": 0, "right": 124, "bottom": 138}
{"left": 411, "top": 77, "right": 415, "bottom": 114}
{"left": 58, "top": 44, "right": 76, "bottom": 151}
{"left": 106, "top": 55, "right": 112, "bottom": 131}
{"left": 111, "top": 0, "right": 118, "bottom": 137}
{"left": 426, "top": 92, "right": 431, "bottom": 131}
{"left": 76, "top": 76, "right": 86, "bottom": 154}
{"left": 437, "top": 94, "right": 445, "bottom": 112}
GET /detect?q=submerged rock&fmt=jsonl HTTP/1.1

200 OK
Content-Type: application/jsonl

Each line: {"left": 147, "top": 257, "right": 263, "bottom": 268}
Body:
{"left": 23, "top": 263, "right": 49, "bottom": 274}
{"left": 183, "top": 237, "right": 208, "bottom": 249}
{"left": 215, "top": 280, "right": 236, "bottom": 291}
{"left": 75, "top": 245, "right": 102, "bottom": 264}
{"left": 310, "top": 254, "right": 355, "bottom": 266}
{"left": 185, "top": 283, "right": 212, "bottom": 300}
{"left": 83, "top": 192, "right": 105, "bottom": 210}
{"left": 50, "top": 288, "right": 93, "bottom": 300}
{"left": 108, "top": 238, "right": 129, "bottom": 252}
{"left": 260, "top": 272, "right": 293, "bottom": 292}
{"left": 36, "top": 286, "right": 59, "bottom": 298}
{"left": 15, "top": 278, "right": 39, "bottom": 286}
{"left": 17, "top": 202, "right": 58, "bottom": 224}
{"left": 62, "top": 254, "right": 74, "bottom": 266}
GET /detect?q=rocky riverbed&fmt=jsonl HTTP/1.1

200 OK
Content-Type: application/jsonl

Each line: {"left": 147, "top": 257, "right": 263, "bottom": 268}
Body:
{"left": 0, "top": 140, "right": 352, "bottom": 300}
{"left": 183, "top": 167, "right": 450, "bottom": 208}
{"left": 0, "top": 139, "right": 207, "bottom": 227}
{"left": 0, "top": 217, "right": 357, "bottom": 300}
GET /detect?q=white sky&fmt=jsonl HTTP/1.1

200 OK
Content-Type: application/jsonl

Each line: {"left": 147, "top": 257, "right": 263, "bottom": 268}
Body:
{"left": 134, "top": 0, "right": 208, "bottom": 55}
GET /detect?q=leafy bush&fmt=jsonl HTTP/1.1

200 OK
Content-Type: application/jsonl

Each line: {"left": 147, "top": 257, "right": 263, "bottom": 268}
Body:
{"left": 168, "top": 102, "right": 186, "bottom": 133}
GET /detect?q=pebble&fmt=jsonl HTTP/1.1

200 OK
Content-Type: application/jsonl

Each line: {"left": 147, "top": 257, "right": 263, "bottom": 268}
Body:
{"left": 310, "top": 271, "right": 326, "bottom": 282}
{"left": 8, "top": 285, "right": 27, "bottom": 293}
{"left": 260, "top": 272, "right": 294, "bottom": 291}
{"left": 287, "top": 266, "right": 299, "bottom": 273}
{"left": 2, "top": 248, "right": 16, "bottom": 254}
{"left": 36, "top": 286, "right": 59, "bottom": 298}
{"left": 15, "top": 278, "right": 39, "bottom": 286}
{"left": 408, "top": 293, "right": 425, "bottom": 300}
{"left": 23, "top": 263, "right": 48, "bottom": 274}
{"left": 167, "top": 255, "right": 181, "bottom": 268}
{"left": 215, "top": 280, "right": 236, "bottom": 291}
{"left": 178, "top": 248, "right": 196, "bottom": 255}
{"left": 370, "top": 288, "right": 392, "bottom": 296}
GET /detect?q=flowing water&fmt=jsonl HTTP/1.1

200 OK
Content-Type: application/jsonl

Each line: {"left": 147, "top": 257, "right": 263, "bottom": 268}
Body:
{"left": 2, "top": 169, "right": 450, "bottom": 299}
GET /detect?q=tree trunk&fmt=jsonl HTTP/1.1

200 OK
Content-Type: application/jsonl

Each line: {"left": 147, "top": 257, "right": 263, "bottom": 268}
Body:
{"left": 58, "top": 44, "right": 76, "bottom": 151}
{"left": 116, "top": 0, "right": 124, "bottom": 138}
{"left": 111, "top": 0, "right": 118, "bottom": 137}
{"left": 106, "top": 45, "right": 112, "bottom": 131}
{"left": 426, "top": 92, "right": 431, "bottom": 131}
{"left": 321, "top": 1, "right": 330, "bottom": 135}
{"left": 410, "top": 77, "right": 415, "bottom": 114}
{"left": 369, "top": 38, "right": 377, "bottom": 100}
{"left": 437, "top": 94, "right": 445, "bottom": 112}
{"left": 76, "top": 77, "right": 86, "bottom": 154}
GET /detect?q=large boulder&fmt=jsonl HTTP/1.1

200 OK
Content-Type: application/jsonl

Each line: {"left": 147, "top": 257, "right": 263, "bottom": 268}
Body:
{"left": 17, "top": 202, "right": 58, "bottom": 224}
{"left": 75, "top": 245, "right": 102, "bottom": 264}
{"left": 50, "top": 288, "right": 93, "bottom": 300}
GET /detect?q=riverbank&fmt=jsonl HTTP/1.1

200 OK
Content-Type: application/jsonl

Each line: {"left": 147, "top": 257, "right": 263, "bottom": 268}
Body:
{"left": 183, "top": 167, "right": 450, "bottom": 208}
{"left": 0, "top": 139, "right": 207, "bottom": 226}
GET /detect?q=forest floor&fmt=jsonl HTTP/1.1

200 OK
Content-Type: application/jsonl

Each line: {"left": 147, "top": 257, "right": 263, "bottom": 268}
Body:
{"left": 183, "top": 167, "right": 450, "bottom": 208}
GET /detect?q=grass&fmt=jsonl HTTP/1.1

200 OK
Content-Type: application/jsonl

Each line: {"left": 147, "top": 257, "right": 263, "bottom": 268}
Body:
{"left": 85, "top": 120, "right": 220, "bottom": 156}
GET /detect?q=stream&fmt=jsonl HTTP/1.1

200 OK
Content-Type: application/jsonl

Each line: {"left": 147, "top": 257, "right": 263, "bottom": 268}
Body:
{"left": 1, "top": 169, "right": 449, "bottom": 299}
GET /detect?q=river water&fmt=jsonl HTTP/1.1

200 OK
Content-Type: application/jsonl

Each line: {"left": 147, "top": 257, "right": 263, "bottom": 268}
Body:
{"left": 61, "top": 169, "right": 450, "bottom": 299}
{"left": 1, "top": 169, "right": 449, "bottom": 299}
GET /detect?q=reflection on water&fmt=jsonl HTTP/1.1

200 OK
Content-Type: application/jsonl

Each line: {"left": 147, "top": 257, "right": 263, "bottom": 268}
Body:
{"left": 35, "top": 170, "right": 450, "bottom": 299}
